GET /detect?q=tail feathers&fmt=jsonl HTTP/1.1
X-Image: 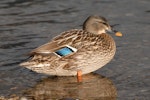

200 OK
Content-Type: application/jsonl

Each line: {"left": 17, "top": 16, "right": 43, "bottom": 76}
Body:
{"left": 20, "top": 61, "right": 32, "bottom": 67}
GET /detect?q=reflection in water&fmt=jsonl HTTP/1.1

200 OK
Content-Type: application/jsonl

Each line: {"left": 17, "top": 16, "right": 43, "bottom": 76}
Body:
{"left": 22, "top": 73, "right": 117, "bottom": 100}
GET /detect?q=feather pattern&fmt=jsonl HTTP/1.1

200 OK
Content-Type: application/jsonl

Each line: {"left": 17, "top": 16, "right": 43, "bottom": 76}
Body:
{"left": 20, "top": 15, "right": 116, "bottom": 76}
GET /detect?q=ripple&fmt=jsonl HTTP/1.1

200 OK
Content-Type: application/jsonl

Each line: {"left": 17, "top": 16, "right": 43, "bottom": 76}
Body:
{"left": 0, "top": 20, "right": 73, "bottom": 27}
{"left": 0, "top": 0, "right": 42, "bottom": 8}
{"left": 20, "top": 7, "right": 79, "bottom": 17}
{"left": 145, "top": 10, "right": 150, "bottom": 13}
{"left": 0, "top": 41, "right": 30, "bottom": 49}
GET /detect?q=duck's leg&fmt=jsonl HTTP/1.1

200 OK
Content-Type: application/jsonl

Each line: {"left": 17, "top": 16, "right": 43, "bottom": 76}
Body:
{"left": 77, "top": 70, "right": 82, "bottom": 82}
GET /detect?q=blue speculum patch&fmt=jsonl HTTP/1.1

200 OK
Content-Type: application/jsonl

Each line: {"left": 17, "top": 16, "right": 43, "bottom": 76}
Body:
{"left": 55, "top": 47, "right": 74, "bottom": 57}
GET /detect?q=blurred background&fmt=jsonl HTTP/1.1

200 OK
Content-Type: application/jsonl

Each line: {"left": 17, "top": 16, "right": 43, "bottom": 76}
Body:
{"left": 0, "top": 0, "right": 149, "bottom": 99}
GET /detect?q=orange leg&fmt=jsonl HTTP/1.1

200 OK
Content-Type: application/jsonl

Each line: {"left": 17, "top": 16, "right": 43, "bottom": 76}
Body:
{"left": 77, "top": 70, "right": 82, "bottom": 82}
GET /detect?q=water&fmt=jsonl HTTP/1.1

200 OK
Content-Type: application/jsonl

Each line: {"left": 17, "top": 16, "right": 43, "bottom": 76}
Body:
{"left": 0, "top": 0, "right": 149, "bottom": 99}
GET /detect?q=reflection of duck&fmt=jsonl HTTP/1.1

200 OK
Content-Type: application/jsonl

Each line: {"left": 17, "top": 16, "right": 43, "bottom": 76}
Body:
{"left": 22, "top": 73, "right": 117, "bottom": 99}
{"left": 20, "top": 15, "right": 119, "bottom": 80}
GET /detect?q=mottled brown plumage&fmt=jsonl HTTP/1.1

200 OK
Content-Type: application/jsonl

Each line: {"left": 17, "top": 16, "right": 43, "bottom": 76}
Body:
{"left": 20, "top": 15, "right": 116, "bottom": 76}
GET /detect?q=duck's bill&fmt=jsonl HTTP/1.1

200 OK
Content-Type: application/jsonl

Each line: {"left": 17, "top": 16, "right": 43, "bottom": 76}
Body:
{"left": 115, "top": 31, "right": 123, "bottom": 37}
{"left": 106, "top": 29, "right": 123, "bottom": 37}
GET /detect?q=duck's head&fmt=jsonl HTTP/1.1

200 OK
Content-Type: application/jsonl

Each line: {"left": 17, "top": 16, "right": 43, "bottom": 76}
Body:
{"left": 83, "top": 15, "right": 114, "bottom": 35}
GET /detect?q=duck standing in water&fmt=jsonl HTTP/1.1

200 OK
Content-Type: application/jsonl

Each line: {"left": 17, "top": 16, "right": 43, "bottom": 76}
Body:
{"left": 20, "top": 15, "right": 122, "bottom": 82}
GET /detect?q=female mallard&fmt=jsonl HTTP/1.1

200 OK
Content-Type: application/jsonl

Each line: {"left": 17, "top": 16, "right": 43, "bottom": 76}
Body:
{"left": 20, "top": 15, "right": 120, "bottom": 80}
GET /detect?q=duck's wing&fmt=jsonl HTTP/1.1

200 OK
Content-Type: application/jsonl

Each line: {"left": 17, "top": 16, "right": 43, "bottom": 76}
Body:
{"left": 29, "top": 41, "right": 61, "bottom": 55}
{"left": 29, "top": 29, "right": 84, "bottom": 56}
{"left": 29, "top": 29, "right": 113, "bottom": 57}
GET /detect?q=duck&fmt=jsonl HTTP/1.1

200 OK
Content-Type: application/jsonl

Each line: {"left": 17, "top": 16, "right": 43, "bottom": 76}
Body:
{"left": 20, "top": 15, "right": 122, "bottom": 82}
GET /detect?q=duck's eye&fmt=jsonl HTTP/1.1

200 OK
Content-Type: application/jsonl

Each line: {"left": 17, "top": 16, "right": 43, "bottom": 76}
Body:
{"left": 96, "top": 21, "right": 108, "bottom": 26}
{"left": 102, "top": 22, "right": 108, "bottom": 26}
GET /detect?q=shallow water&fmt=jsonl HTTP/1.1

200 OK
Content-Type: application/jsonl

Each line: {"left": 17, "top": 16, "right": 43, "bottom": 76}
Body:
{"left": 0, "top": 0, "right": 149, "bottom": 100}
